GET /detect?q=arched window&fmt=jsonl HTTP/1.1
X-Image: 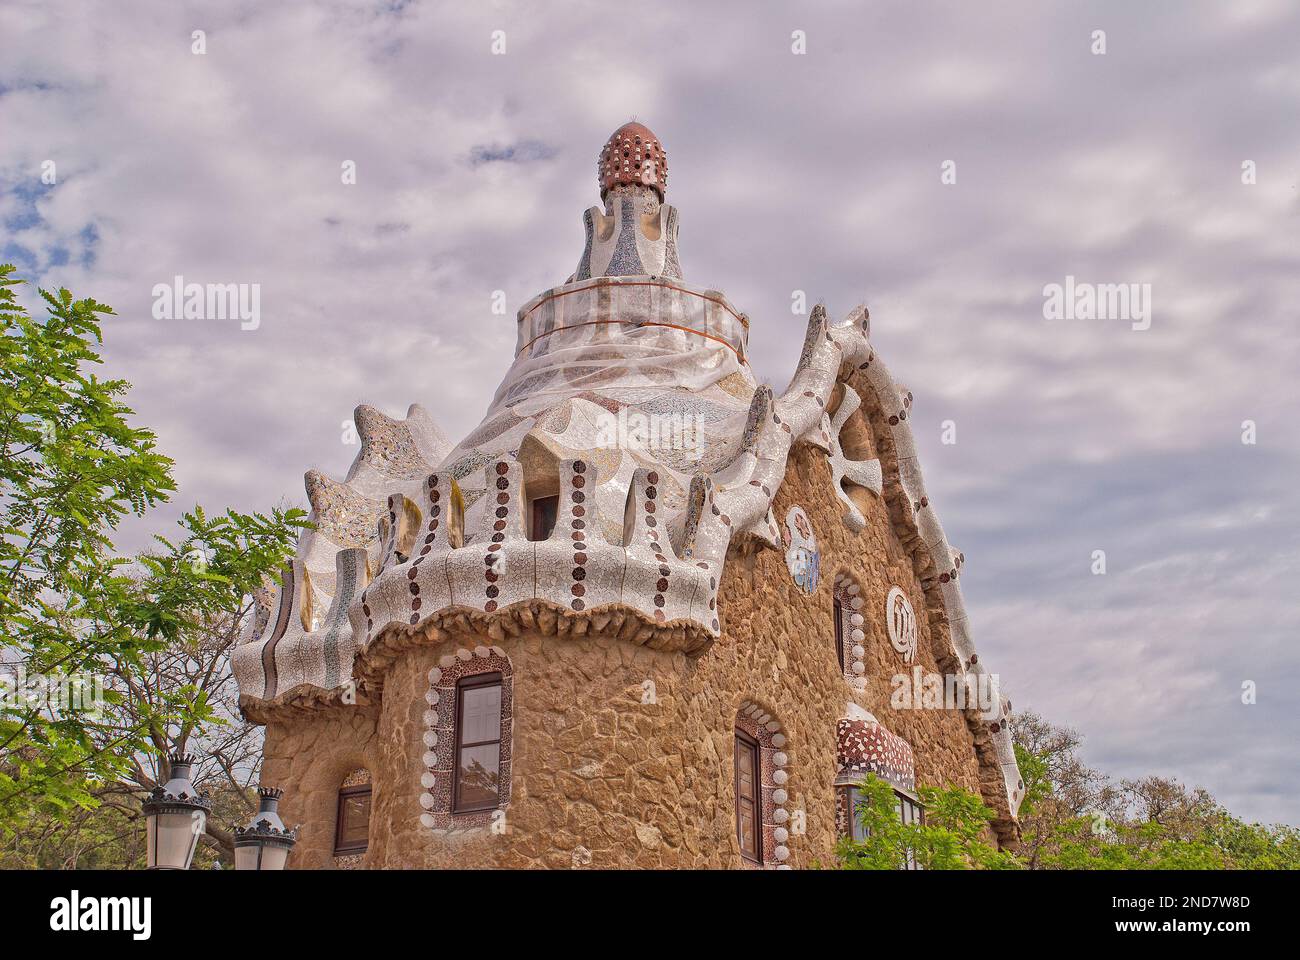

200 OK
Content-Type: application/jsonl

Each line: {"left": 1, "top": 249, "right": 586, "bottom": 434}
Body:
{"left": 832, "top": 573, "right": 865, "bottom": 681}
{"left": 832, "top": 594, "right": 845, "bottom": 670}
{"left": 453, "top": 672, "right": 504, "bottom": 813}
{"left": 734, "top": 729, "right": 762, "bottom": 863}
{"left": 333, "top": 769, "right": 371, "bottom": 858}
{"left": 420, "top": 647, "right": 514, "bottom": 830}
{"left": 734, "top": 701, "right": 793, "bottom": 868}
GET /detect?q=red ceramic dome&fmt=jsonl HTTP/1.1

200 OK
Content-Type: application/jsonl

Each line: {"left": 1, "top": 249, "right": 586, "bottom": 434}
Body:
{"left": 598, "top": 121, "right": 667, "bottom": 199}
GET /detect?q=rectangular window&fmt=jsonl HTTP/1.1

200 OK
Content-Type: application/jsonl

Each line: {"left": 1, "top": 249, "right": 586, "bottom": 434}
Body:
{"left": 846, "top": 785, "right": 868, "bottom": 842}
{"left": 453, "top": 673, "right": 503, "bottom": 814}
{"left": 897, "top": 790, "right": 924, "bottom": 870}
{"left": 529, "top": 495, "right": 559, "bottom": 541}
{"left": 734, "top": 730, "right": 762, "bottom": 863}
{"left": 842, "top": 785, "right": 925, "bottom": 869}
{"left": 833, "top": 596, "right": 845, "bottom": 669}
{"left": 334, "top": 785, "right": 372, "bottom": 855}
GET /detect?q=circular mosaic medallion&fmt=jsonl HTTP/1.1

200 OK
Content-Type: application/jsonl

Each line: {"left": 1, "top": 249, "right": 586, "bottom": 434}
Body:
{"left": 885, "top": 586, "right": 918, "bottom": 664}
{"left": 782, "top": 505, "right": 819, "bottom": 594}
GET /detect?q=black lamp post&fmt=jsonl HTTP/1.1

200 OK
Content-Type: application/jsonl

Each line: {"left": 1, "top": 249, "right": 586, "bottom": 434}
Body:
{"left": 141, "top": 754, "right": 212, "bottom": 870}
{"left": 233, "top": 787, "right": 297, "bottom": 870}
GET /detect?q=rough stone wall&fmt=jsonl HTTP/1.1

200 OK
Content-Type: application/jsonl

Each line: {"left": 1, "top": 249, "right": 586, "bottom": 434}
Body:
{"left": 259, "top": 704, "right": 380, "bottom": 869}
{"left": 263, "top": 412, "right": 997, "bottom": 868}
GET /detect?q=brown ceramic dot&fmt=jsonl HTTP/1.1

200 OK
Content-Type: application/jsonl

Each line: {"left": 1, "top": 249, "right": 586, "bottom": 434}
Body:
{"left": 653, "top": 595, "right": 665, "bottom": 608}
{"left": 496, "top": 477, "right": 509, "bottom": 490}
{"left": 573, "top": 505, "right": 585, "bottom": 517}
{"left": 655, "top": 610, "right": 666, "bottom": 622}
{"left": 430, "top": 489, "right": 440, "bottom": 503}
{"left": 486, "top": 585, "right": 499, "bottom": 598}
{"left": 412, "top": 598, "right": 422, "bottom": 610}
{"left": 495, "top": 463, "right": 509, "bottom": 475}
{"left": 571, "top": 599, "right": 585, "bottom": 611}
{"left": 573, "top": 461, "right": 586, "bottom": 473}
{"left": 572, "top": 475, "right": 585, "bottom": 488}
{"left": 645, "top": 486, "right": 657, "bottom": 499}
{"left": 485, "top": 600, "right": 497, "bottom": 613}
{"left": 494, "top": 520, "right": 506, "bottom": 531}
{"left": 407, "top": 568, "right": 418, "bottom": 580}
{"left": 495, "top": 507, "right": 508, "bottom": 518}
{"left": 573, "top": 491, "right": 585, "bottom": 503}
{"left": 574, "top": 552, "right": 587, "bottom": 564}
{"left": 646, "top": 516, "right": 656, "bottom": 527}
{"left": 572, "top": 568, "right": 586, "bottom": 581}
{"left": 656, "top": 578, "right": 669, "bottom": 591}
{"left": 409, "top": 582, "right": 419, "bottom": 595}
{"left": 485, "top": 570, "right": 498, "bottom": 583}
{"left": 647, "top": 471, "right": 659, "bottom": 484}
{"left": 571, "top": 584, "right": 586, "bottom": 597}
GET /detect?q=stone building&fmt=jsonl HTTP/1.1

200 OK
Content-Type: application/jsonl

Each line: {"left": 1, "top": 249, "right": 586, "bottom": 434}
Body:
{"left": 232, "top": 122, "right": 1024, "bottom": 869}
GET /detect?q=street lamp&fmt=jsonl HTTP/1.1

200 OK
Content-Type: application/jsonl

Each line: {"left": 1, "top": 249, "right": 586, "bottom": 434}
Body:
{"left": 233, "top": 787, "right": 297, "bottom": 870}
{"left": 142, "top": 754, "right": 211, "bottom": 870}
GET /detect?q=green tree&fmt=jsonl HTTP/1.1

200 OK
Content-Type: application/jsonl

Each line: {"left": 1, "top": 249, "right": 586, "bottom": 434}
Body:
{"left": 0, "top": 265, "right": 305, "bottom": 861}
{"left": 1012, "top": 710, "right": 1299, "bottom": 870}
{"left": 836, "top": 774, "right": 1020, "bottom": 870}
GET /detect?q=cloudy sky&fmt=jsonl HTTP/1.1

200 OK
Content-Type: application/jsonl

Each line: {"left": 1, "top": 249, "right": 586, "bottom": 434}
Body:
{"left": 3, "top": 0, "right": 1297, "bottom": 824}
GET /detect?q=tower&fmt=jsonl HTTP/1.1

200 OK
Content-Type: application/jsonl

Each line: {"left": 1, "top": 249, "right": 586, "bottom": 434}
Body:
{"left": 233, "top": 122, "right": 1023, "bottom": 868}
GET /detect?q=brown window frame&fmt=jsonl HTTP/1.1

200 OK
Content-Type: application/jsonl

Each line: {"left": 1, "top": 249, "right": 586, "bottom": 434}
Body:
{"left": 845, "top": 785, "right": 868, "bottom": 843}
{"left": 333, "top": 784, "right": 372, "bottom": 856}
{"left": 841, "top": 787, "right": 926, "bottom": 842}
{"left": 529, "top": 494, "right": 559, "bottom": 542}
{"left": 734, "top": 729, "right": 763, "bottom": 864}
{"left": 833, "top": 595, "right": 845, "bottom": 670}
{"left": 452, "top": 672, "right": 504, "bottom": 815}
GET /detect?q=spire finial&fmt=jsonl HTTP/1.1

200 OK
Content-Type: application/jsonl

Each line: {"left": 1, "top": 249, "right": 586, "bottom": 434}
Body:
{"left": 598, "top": 122, "right": 667, "bottom": 199}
